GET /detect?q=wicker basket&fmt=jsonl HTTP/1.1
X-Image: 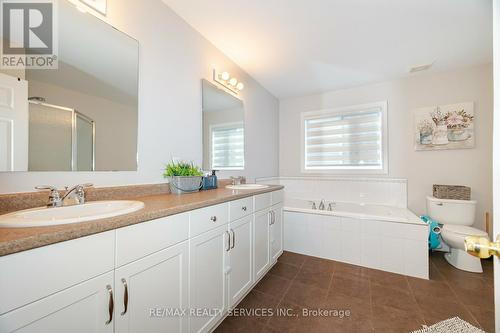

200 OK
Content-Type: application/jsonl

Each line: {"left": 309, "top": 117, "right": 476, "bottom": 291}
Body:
{"left": 433, "top": 184, "right": 471, "bottom": 200}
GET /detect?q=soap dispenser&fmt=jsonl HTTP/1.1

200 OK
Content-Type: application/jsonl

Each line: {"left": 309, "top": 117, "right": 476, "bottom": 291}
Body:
{"left": 202, "top": 170, "right": 218, "bottom": 190}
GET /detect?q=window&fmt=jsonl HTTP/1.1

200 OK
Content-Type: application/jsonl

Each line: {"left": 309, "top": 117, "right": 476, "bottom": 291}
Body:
{"left": 301, "top": 101, "right": 387, "bottom": 174}
{"left": 211, "top": 122, "right": 244, "bottom": 170}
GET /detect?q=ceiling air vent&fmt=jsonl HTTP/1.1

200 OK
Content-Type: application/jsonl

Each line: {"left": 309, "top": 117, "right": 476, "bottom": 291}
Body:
{"left": 409, "top": 63, "right": 433, "bottom": 73}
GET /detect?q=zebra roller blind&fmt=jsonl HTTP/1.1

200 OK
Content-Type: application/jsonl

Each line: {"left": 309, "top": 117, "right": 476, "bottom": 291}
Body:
{"left": 211, "top": 123, "right": 244, "bottom": 170}
{"left": 303, "top": 102, "right": 386, "bottom": 171}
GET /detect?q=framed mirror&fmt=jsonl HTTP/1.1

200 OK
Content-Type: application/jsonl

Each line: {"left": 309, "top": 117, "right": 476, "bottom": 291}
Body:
{"left": 202, "top": 79, "right": 244, "bottom": 171}
{"left": 0, "top": 0, "right": 139, "bottom": 172}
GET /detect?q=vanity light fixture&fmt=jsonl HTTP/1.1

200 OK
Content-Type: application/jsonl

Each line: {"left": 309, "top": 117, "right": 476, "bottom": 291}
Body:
{"left": 213, "top": 69, "right": 244, "bottom": 94}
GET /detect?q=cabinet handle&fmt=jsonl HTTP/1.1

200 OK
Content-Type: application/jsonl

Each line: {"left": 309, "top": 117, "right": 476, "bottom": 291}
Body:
{"left": 242, "top": 206, "right": 247, "bottom": 211}
{"left": 120, "top": 278, "right": 128, "bottom": 316}
{"left": 105, "top": 285, "right": 114, "bottom": 325}
{"left": 211, "top": 216, "right": 217, "bottom": 222}
{"left": 272, "top": 211, "right": 276, "bottom": 225}
{"left": 269, "top": 211, "right": 272, "bottom": 225}
{"left": 230, "top": 229, "right": 235, "bottom": 249}
{"left": 225, "top": 231, "right": 231, "bottom": 251}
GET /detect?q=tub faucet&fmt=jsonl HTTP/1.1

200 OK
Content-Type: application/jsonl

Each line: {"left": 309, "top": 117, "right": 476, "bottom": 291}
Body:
{"left": 328, "top": 202, "right": 335, "bottom": 211}
{"left": 319, "top": 199, "right": 326, "bottom": 210}
{"left": 309, "top": 201, "right": 317, "bottom": 210}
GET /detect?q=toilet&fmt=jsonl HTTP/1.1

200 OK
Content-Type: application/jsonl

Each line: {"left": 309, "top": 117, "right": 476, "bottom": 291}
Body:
{"left": 426, "top": 196, "right": 487, "bottom": 273}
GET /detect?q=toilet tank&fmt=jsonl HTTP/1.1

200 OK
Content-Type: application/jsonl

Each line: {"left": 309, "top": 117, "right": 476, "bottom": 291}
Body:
{"left": 426, "top": 196, "right": 476, "bottom": 226}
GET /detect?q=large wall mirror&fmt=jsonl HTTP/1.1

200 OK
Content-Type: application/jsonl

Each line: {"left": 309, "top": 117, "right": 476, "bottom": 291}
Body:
{"left": 202, "top": 80, "right": 244, "bottom": 171}
{"left": 0, "top": 0, "right": 139, "bottom": 172}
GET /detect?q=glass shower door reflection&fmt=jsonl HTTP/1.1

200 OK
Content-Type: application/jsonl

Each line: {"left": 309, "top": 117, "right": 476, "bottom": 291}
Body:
{"left": 28, "top": 102, "right": 95, "bottom": 171}
{"left": 75, "top": 113, "right": 94, "bottom": 171}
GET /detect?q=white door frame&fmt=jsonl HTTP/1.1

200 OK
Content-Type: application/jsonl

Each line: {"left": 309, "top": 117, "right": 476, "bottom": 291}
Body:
{"left": 493, "top": 1, "right": 500, "bottom": 332}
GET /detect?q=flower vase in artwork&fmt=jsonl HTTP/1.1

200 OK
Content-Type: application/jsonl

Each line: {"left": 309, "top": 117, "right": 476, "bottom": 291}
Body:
{"left": 445, "top": 109, "right": 473, "bottom": 142}
{"left": 447, "top": 128, "right": 469, "bottom": 141}
{"left": 432, "top": 122, "right": 449, "bottom": 145}
{"left": 420, "top": 132, "right": 433, "bottom": 145}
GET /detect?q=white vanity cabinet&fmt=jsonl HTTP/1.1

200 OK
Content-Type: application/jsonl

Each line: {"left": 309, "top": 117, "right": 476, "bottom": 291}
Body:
{"left": 114, "top": 241, "right": 189, "bottom": 333}
{"left": 270, "top": 203, "right": 284, "bottom": 263}
{"left": 227, "top": 215, "right": 253, "bottom": 308}
{"left": 0, "top": 188, "right": 284, "bottom": 333}
{"left": 0, "top": 271, "right": 114, "bottom": 333}
{"left": 188, "top": 225, "right": 229, "bottom": 333}
{"left": 253, "top": 208, "right": 271, "bottom": 281}
{"left": 0, "top": 230, "right": 116, "bottom": 333}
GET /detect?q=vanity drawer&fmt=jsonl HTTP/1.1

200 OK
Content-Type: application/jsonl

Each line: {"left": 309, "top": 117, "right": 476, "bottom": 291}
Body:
{"left": 254, "top": 193, "right": 272, "bottom": 212}
{"left": 271, "top": 190, "right": 284, "bottom": 205}
{"left": 116, "top": 212, "right": 189, "bottom": 267}
{"left": 190, "top": 203, "right": 229, "bottom": 237}
{"left": 0, "top": 231, "right": 115, "bottom": 315}
{"left": 229, "top": 197, "right": 254, "bottom": 221}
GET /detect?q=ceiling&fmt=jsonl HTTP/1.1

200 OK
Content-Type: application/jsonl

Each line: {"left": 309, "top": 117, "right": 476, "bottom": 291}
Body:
{"left": 163, "top": 0, "right": 493, "bottom": 99}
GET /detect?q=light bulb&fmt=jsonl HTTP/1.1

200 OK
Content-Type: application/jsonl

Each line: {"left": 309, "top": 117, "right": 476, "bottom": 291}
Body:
{"left": 220, "top": 72, "right": 230, "bottom": 81}
{"left": 229, "top": 78, "right": 238, "bottom": 86}
{"left": 236, "top": 82, "right": 244, "bottom": 91}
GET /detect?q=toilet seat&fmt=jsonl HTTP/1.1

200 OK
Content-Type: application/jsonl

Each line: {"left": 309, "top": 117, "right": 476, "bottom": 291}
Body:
{"left": 442, "top": 225, "right": 488, "bottom": 237}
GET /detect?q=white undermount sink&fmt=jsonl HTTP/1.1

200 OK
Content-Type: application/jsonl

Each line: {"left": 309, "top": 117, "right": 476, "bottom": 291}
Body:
{"left": 0, "top": 200, "right": 145, "bottom": 228}
{"left": 226, "top": 184, "right": 269, "bottom": 190}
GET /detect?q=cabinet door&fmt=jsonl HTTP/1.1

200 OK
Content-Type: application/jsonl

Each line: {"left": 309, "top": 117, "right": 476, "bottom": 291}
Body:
{"left": 189, "top": 225, "right": 229, "bottom": 333}
{"left": 227, "top": 215, "right": 253, "bottom": 308}
{"left": 253, "top": 209, "right": 271, "bottom": 281}
{"left": 270, "top": 204, "right": 284, "bottom": 263}
{"left": 0, "top": 272, "right": 114, "bottom": 333}
{"left": 114, "top": 241, "right": 189, "bottom": 333}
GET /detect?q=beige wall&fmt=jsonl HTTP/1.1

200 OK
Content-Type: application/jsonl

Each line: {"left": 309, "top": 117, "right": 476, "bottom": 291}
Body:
{"left": 279, "top": 64, "right": 493, "bottom": 230}
{"left": 0, "top": 0, "right": 279, "bottom": 193}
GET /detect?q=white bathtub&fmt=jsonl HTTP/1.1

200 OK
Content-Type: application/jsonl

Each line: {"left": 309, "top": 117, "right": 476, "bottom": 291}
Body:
{"left": 284, "top": 198, "right": 425, "bottom": 225}
{"left": 283, "top": 198, "right": 429, "bottom": 279}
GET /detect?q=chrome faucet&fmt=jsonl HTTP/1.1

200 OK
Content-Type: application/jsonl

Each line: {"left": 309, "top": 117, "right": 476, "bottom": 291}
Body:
{"left": 230, "top": 176, "right": 244, "bottom": 186}
{"left": 35, "top": 183, "right": 93, "bottom": 207}
{"left": 309, "top": 201, "right": 317, "bottom": 210}
{"left": 319, "top": 199, "right": 326, "bottom": 210}
{"left": 328, "top": 201, "right": 336, "bottom": 211}
{"left": 35, "top": 185, "right": 62, "bottom": 207}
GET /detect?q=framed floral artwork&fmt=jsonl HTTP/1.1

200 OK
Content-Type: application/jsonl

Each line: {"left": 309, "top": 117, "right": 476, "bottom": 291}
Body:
{"left": 414, "top": 102, "right": 474, "bottom": 151}
{"left": 79, "top": 0, "right": 107, "bottom": 15}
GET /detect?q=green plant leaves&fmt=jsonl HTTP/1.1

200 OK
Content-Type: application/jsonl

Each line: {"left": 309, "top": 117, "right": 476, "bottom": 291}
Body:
{"left": 163, "top": 161, "right": 203, "bottom": 177}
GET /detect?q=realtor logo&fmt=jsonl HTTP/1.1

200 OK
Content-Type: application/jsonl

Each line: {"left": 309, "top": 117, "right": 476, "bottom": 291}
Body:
{"left": 1, "top": 0, "right": 58, "bottom": 69}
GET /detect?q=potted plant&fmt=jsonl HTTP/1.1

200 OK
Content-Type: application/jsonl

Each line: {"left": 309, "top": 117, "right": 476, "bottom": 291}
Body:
{"left": 445, "top": 109, "right": 474, "bottom": 141}
{"left": 163, "top": 161, "right": 204, "bottom": 194}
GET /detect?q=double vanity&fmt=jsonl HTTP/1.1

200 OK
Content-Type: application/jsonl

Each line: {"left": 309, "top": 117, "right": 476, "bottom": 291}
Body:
{"left": 0, "top": 185, "right": 284, "bottom": 333}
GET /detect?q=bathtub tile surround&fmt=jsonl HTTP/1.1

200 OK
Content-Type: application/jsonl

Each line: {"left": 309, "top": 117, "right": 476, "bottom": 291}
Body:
{"left": 257, "top": 177, "right": 428, "bottom": 279}
{"left": 284, "top": 212, "right": 428, "bottom": 279}
{"left": 257, "top": 176, "right": 408, "bottom": 207}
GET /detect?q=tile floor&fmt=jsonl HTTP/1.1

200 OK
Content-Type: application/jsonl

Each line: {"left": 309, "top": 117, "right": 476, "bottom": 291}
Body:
{"left": 215, "top": 251, "right": 494, "bottom": 333}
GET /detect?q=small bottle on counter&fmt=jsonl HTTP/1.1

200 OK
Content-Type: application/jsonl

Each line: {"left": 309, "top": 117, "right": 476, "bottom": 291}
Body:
{"left": 202, "top": 170, "right": 218, "bottom": 190}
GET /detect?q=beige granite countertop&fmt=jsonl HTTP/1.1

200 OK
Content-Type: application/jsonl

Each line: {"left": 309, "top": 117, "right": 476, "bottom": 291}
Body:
{"left": 0, "top": 185, "right": 283, "bottom": 257}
